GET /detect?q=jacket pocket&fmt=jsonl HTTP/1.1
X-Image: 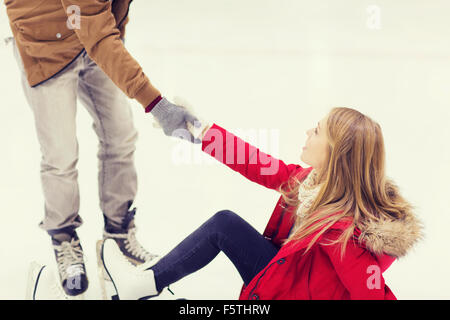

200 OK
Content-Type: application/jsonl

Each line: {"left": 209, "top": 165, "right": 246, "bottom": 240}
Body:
{"left": 14, "top": 5, "right": 75, "bottom": 42}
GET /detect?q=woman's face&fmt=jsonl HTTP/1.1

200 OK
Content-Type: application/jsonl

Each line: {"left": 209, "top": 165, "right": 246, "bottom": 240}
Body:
{"left": 301, "top": 115, "right": 329, "bottom": 170}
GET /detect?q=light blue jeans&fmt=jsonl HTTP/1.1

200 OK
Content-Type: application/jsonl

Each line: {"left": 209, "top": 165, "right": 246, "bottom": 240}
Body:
{"left": 9, "top": 37, "right": 139, "bottom": 234}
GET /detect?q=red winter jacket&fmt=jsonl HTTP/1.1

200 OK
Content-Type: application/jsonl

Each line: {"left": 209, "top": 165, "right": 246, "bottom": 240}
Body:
{"left": 201, "top": 123, "right": 422, "bottom": 300}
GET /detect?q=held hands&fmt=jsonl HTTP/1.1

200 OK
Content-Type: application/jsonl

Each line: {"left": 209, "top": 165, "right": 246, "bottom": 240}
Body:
{"left": 150, "top": 97, "right": 210, "bottom": 144}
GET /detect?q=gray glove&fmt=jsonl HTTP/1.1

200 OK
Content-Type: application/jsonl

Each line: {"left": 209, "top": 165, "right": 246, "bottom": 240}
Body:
{"left": 150, "top": 97, "right": 202, "bottom": 144}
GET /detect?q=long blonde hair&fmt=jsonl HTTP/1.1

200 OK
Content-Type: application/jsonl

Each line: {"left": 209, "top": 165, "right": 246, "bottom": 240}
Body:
{"left": 279, "top": 107, "right": 415, "bottom": 258}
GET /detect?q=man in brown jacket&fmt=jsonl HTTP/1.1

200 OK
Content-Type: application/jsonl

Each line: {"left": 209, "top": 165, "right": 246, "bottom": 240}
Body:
{"left": 5, "top": 0, "right": 200, "bottom": 297}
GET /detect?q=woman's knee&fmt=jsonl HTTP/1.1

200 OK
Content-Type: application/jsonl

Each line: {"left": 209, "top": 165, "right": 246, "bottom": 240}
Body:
{"left": 208, "top": 210, "right": 241, "bottom": 232}
{"left": 213, "top": 209, "right": 238, "bottom": 221}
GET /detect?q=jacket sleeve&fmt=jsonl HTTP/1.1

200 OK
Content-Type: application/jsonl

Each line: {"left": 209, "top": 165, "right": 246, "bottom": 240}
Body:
{"left": 320, "top": 230, "right": 391, "bottom": 300}
{"left": 201, "top": 123, "right": 304, "bottom": 191}
{"left": 60, "top": 0, "right": 161, "bottom": 108}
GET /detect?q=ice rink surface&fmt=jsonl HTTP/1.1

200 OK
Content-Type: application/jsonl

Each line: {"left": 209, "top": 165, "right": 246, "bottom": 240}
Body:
{"left": 0, "top": 0, "right": 449, "bottom": 299}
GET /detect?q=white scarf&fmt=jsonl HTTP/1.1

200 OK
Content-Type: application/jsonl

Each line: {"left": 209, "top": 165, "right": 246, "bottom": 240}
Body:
{"left": 296, "top": 168, "right": 322, "bottom": 219}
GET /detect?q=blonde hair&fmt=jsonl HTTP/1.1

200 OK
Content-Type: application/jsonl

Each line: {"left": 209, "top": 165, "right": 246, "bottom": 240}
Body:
{"left": 279, "top": 107, "right": 415, "bottom": 258}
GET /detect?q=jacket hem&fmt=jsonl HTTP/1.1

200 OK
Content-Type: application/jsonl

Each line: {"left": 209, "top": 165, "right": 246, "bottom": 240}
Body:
{"left": 30, "top": 48, "right": 85, "bottom": 88}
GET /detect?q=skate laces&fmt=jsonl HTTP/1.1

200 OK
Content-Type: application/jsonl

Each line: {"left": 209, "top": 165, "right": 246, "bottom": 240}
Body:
{"left": 104, "top": 227, "right": 158, "bottom": 262}
{"left": 125, "top": 228, "right": 159, "bottom": 262}
{"left": 54, "top": 239, "right": 85, "bottom": 280}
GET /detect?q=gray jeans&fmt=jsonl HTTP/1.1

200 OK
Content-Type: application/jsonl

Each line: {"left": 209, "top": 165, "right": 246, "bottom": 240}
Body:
{"left": 9, "top": 37, "right": 139, "bottom": 234}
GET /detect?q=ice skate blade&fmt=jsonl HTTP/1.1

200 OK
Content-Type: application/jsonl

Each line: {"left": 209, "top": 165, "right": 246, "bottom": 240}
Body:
{"left": 25, "top": 261, "right": 45, "bottom": 300}
{"left": 96, "top": 239, "right": 118, "bottom": 300}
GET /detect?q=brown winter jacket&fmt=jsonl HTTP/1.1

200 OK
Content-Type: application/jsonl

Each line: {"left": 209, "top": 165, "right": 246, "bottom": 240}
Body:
{"left": 4, "top": 0, "right": 161, "bottom": 108}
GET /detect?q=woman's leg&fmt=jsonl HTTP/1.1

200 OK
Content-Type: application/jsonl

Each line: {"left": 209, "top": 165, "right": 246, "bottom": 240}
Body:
{"left": 149, "top": 210, "right": 279, "bottom": 292}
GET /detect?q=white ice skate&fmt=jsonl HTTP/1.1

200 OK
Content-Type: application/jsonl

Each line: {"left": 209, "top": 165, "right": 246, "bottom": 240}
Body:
{"left": 96, "top": 240, "right": 118, "bottom": 300}
{"left": 25, "top": 261, "right": 84, "bottom": 300}
{"left": 99, "top": 238, "right": 160, "bottom": 300}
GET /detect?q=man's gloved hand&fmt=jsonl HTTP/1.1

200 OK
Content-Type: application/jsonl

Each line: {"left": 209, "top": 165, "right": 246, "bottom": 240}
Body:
{"left": 150, "top": 97, "right": 202, "bottom": 144}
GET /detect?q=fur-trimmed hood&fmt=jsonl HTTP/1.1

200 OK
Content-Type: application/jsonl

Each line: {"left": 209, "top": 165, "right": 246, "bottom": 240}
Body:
{"left": 358, "top": 211, "right": 424, "bottom": 258}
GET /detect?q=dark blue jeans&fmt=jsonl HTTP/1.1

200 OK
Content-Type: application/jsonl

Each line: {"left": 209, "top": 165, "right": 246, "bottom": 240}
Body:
{"left": 149, "top": 210, "right": 279, "bottom": 293}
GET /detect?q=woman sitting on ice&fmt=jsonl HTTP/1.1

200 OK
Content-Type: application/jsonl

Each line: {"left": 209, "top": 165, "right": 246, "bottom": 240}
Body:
{"left": 101, "top": 104, "right": 423, "bottom": 300}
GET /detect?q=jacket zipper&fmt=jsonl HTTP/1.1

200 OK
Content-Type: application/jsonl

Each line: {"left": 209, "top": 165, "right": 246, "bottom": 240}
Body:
{"left": 247, "top": 260, "right": 278, "bottom": 299}
{"left": 270, "top": 207, "right": 287, "bottom": 241}
{"left": 247, "top": 205, "right": 289, "bottom": 298}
